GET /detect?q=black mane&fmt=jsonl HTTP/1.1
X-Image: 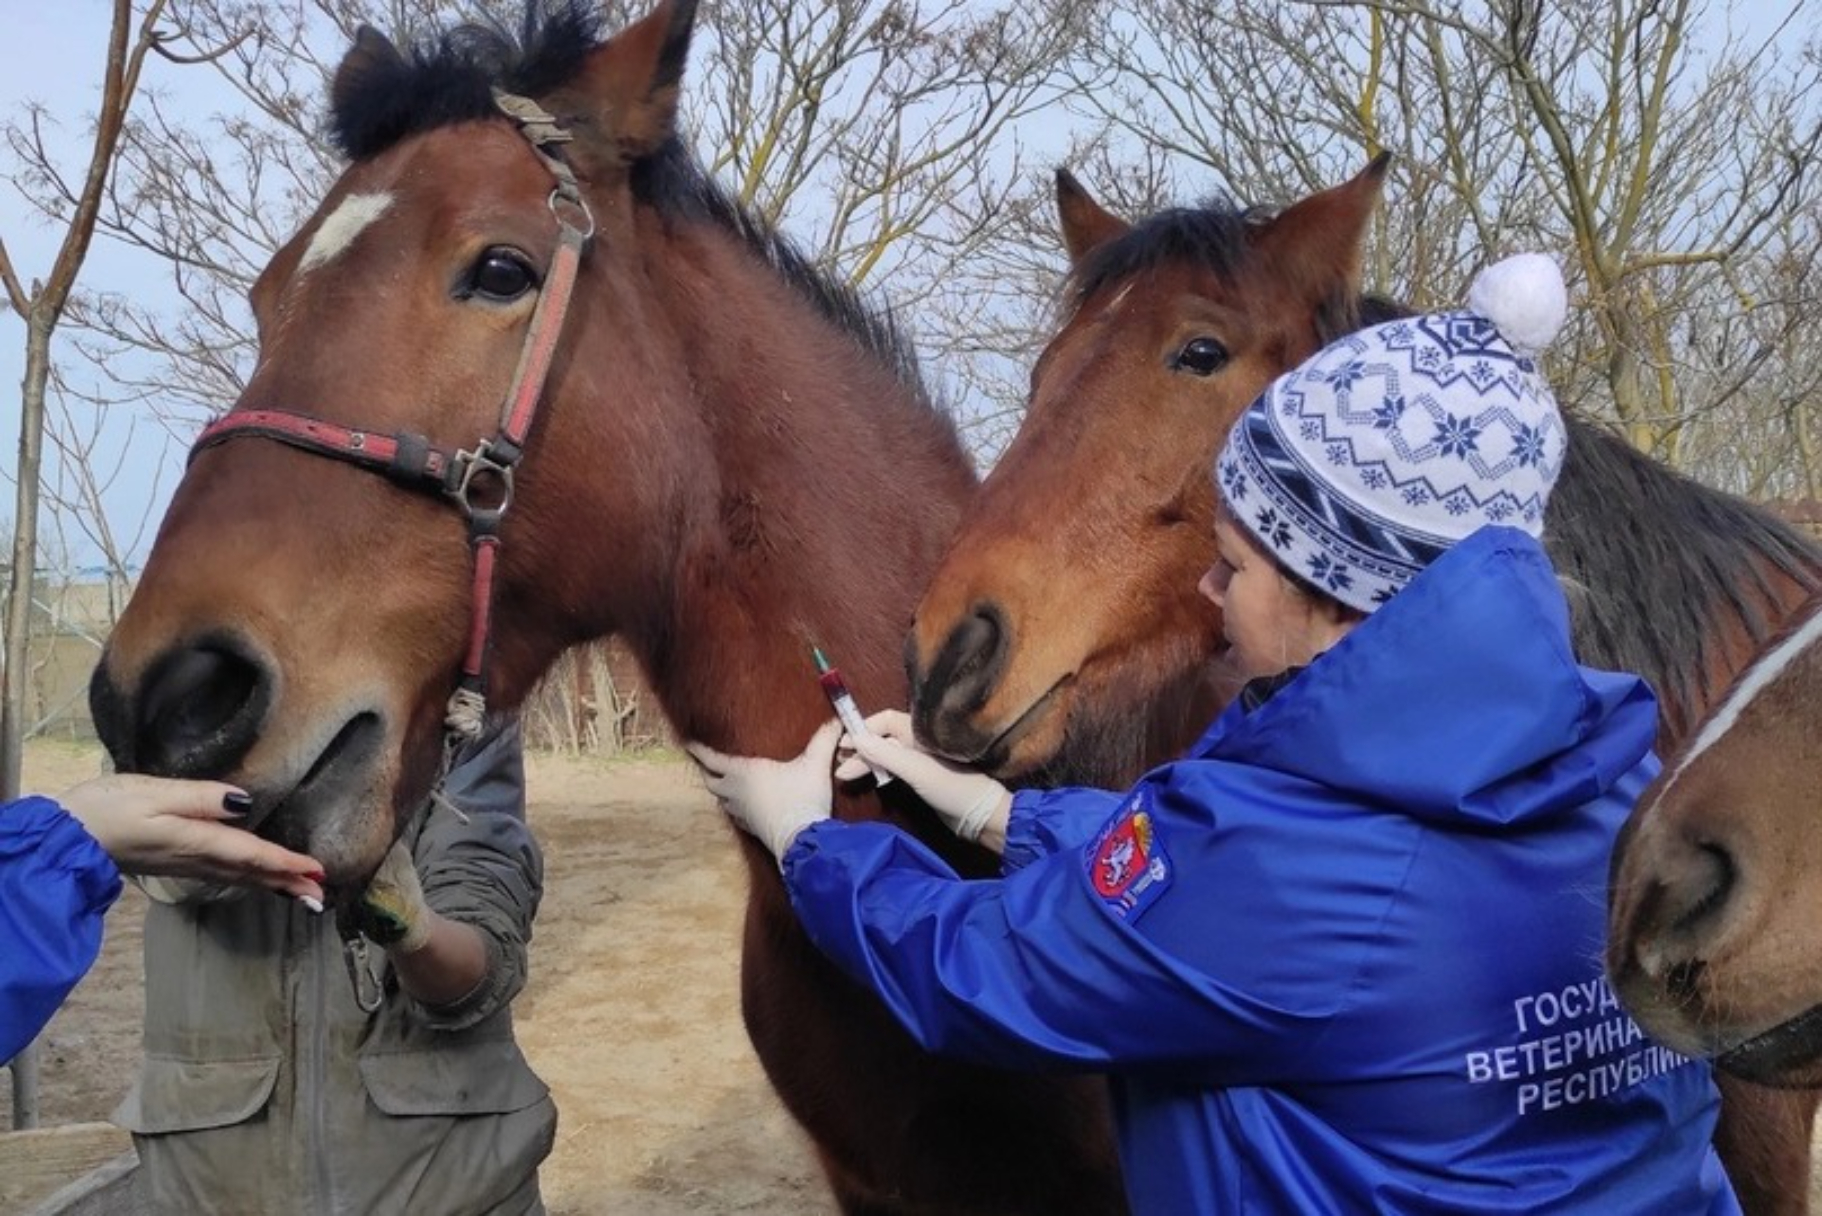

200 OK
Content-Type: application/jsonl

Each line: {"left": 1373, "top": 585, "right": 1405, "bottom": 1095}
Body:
{"left": 1066, "top": 200, "right": 1395, "bottom": 347}
{"left": 627, "top": 142, "right": 928, "bottom": 395}
{"left": 329, "top": 2, "right": 604, "bottom": 162}
{"left": 1547, "top": 417, "right": 1822, "bottom": 739}
{"left": 327, "top": 1, "right": 930, "bottom": 399}
{"left": 1067, "top": 203, "right": 1264, "bottom": 308}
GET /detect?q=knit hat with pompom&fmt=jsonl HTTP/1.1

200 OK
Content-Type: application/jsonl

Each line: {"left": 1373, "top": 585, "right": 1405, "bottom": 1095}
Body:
{"left": 1214, "top": 253, "right": 1569, "bottom": 613}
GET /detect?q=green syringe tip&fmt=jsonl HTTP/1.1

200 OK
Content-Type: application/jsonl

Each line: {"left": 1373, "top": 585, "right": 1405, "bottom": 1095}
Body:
{"left": 811, "top": 645, "right": 832, "bottom": 673}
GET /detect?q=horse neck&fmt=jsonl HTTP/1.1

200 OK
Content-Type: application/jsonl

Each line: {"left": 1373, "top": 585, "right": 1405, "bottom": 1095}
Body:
{"left": 623, "top": 221, "right": 976, "bottom": 758}
{"left": 1546, "top": 417, "right": 1822, "bottom": 750}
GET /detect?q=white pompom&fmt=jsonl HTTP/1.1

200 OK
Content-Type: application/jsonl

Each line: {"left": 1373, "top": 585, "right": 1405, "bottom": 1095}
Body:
{"left": 1467, "top": 253, "right": 1567, "bottom": 356}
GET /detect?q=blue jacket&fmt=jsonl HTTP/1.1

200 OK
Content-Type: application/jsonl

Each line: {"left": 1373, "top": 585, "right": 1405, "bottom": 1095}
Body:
{"left": 783, "top": 528, "right": 1736, "bottom": 1214}
{"left": 1, "top": 796, "right": 122, "bottom": 1063}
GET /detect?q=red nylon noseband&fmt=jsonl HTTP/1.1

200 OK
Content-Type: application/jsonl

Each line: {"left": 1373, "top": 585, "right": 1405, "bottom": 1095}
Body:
{"left": 188, "top": 90, "right": 593, "bottom": 746}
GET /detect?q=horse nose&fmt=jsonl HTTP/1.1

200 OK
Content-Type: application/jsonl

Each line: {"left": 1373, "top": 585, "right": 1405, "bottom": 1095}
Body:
{"left": 911, "top": 603, "right": 1009, "bottom": 757}
{"left": 91, "top": 638, "right": 271, "bottom": 776}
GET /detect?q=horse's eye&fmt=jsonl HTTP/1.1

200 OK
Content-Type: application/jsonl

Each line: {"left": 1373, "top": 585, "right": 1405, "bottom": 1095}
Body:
{"left": 464, "top": 249, "right": 538, "bottom": 302}
{"left": 1173, "top": 337, "right": 1229, "bottom": 376}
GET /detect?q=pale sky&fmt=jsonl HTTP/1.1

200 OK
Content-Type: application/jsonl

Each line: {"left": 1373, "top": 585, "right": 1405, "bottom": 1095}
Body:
{"left": 1, "top": 0, "right": 248, "bottom": 572}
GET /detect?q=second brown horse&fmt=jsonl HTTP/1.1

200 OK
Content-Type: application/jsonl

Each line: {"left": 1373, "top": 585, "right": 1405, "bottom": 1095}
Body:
{"left": 911, "top": 162, "right": 1822, "bottom": 1214}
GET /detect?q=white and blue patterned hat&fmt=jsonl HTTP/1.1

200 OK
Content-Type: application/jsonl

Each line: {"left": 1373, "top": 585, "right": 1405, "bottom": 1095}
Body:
{"left": 1215, "top": 253, "right": 1569, "bottom": 614}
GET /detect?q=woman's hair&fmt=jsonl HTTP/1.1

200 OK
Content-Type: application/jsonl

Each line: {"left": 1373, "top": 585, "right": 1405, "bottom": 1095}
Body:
{"left": 1215, "top": 499, "right": 1363, "bottom": 623}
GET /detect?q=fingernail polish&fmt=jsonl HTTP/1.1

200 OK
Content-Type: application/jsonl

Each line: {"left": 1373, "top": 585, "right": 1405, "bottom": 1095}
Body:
{"left": 299, "top": 895, "right": 324, "bottom": 915}
{"left": 307, "top": 869, "right": 328, "bottom": 885}
{"left": 223, "top": 791, "right": 254, "bottom": 815}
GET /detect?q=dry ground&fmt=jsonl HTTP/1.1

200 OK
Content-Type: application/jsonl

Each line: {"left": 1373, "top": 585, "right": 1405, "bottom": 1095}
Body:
{"left": 3, "top": 739, "right": 832, "bottom": 1215}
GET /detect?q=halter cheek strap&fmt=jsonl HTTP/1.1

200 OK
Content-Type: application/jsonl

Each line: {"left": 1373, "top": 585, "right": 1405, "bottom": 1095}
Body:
{"left": 188, "top": 90, "right": 593, "bottom": 754}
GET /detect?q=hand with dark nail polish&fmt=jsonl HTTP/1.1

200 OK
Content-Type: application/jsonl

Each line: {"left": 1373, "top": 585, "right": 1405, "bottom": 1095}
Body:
{"left": 56, "top": 775, "right": 325, "bottom": 903}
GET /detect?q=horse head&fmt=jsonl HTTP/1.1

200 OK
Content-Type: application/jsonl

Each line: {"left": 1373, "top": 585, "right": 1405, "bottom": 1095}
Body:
{"left": 89, "top": 2, "right": 710, "bottom": 883}
{"left": 908, "top": 158, "right": 1389, "bottom": 783}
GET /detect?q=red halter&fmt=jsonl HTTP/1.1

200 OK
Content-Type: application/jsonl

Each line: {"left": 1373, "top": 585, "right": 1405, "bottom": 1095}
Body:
{"left": 188, "top": 90, "right": 593, "bottom": 745}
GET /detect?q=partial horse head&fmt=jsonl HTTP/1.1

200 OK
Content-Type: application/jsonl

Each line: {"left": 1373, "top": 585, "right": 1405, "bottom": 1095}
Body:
{"left": 90, "top": 3, "right": 706, "bottom": 879}
{"left": 908, "top": 160, "right": 1389, "bottom": 782}
{"left": 90, "top": 0, "right": 967, "bottom": 884}
{"left": 1608, "top": 600, "right": 1822, "bottom": 1087}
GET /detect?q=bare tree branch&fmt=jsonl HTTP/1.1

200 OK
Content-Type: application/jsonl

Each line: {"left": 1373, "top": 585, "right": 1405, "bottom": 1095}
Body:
{"left": 0, "top": 237, "right": 28, "bottom": 317}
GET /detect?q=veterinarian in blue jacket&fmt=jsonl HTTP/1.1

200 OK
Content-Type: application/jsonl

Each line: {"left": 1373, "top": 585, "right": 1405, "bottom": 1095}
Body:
{"left": 1, "top": 778, "right": 324, "bottom": 1063}
{"left": 692, "top": 255, "right": 1737, "bottom": 1213}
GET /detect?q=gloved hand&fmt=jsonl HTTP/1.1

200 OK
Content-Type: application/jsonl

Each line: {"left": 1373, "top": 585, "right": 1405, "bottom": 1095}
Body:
{"left": 687, "top": 720, "right": 843, "bottom": 864}
{"left": 835, "top": 710, "right": 1011, "bottom": 845}
{"left": 351, "top": 841, "right": 433, "bottom": 954}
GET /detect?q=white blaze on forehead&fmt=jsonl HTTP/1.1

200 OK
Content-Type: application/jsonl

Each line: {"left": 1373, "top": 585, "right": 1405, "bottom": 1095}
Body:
{"left": 1661, "top": 601, "right": 1822, "bottom": 793}
{"left": 299, "top": 192, "right": 395, "bottom": 274}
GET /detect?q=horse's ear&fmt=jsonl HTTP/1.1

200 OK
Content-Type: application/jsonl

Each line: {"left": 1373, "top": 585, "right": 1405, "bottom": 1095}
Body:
{"left": 331, "top": 25, "right": 406, "bottom": 122}
{"left": 1256, "top": 152, "right": 1391, "bottom": 302}
{"left": 573, "top": 0, "right": 699, "bottom": 162}
{"left": 1056, "top": 169, "right": 1131, "bottom": 266}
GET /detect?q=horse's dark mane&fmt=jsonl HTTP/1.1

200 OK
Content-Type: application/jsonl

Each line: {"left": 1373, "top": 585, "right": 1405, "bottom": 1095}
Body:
{"left": 1546, "top": 416, "right": 1822, "bottom": 733}
{"left": 1064, "top": 200, "right": 1396, "bottom": 349}
{"left": 628, "top": 141, "right": 930, "bottom": 397}
{"left": 327, "top": 0, "right": 931, "bottom": 401}
{"left": 1067, "top": 202, "right": 1265, "bottom": 311}
{"left": 329, "top": 2, "right": 604, "bottom": 161}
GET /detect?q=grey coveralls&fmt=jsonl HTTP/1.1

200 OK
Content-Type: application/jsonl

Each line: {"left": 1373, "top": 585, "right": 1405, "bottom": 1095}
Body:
{"left": 114, "top": 721, "right": 556, "bottom": 1215}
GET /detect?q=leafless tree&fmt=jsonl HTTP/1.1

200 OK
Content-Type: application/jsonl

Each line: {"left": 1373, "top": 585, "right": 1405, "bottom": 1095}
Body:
{"left": 1055, "top": 0, "right": 1822, "bottom": 472}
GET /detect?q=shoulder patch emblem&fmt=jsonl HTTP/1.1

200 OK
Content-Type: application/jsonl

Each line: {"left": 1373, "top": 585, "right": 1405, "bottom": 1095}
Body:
{"left": 1086, "top": 790, "right": 1172, "bottom": 920}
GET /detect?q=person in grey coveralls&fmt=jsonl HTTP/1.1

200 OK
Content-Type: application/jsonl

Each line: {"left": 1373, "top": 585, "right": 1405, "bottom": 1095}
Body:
{"left": 116, "top": 718, "right": 555, "bottom": 1216}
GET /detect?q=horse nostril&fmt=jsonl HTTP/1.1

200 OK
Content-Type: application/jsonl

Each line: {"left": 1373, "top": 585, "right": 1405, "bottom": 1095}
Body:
{"left": 1631, "top": 839, "right": 1737, "bottom": 984}
{"left": 1667, "top": 842, "right": 1736, "bottom": 937}
{"left": 914, "top": 604, "right": 1009, "bottom": 753}
{"left": 135, "top": 639, "right": 270, "bottom": 776}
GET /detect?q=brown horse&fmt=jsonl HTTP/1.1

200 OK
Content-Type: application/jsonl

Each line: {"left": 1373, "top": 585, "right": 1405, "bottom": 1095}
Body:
{"left": 87, "top": 3, "right": 1124, "bottom": 1212}
{"left": 908, "top": 167, "right": 1822, "bottom": 1213}
{"left": 1610, "top": 595, "right": 1822, "bottom": 1087}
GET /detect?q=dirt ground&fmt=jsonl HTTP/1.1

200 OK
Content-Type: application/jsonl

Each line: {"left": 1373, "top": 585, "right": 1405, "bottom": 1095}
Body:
{"left": 3, "top": 739, "right": 832, "bottom": 1216}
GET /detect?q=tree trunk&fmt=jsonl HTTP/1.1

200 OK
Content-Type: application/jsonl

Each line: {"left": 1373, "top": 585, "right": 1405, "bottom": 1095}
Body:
{"left": 2, "top": 312, "right": 50, "bottom": 805}
{"left": 2, "top": 309, "right": 51, "bottom": 1130}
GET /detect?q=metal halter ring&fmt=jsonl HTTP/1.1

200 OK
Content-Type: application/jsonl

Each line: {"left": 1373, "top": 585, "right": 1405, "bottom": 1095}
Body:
{"left": 449, "top": 440, "right": 516, "bottom": 525}
{"left": 549, "top": 186, "right": 595, "bottom": 243}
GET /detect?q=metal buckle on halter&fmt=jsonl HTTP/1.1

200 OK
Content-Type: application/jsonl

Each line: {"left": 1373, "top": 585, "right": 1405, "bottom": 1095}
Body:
{"left": 549, "top": 183, "right": 595, "bottom": 243}
{"left": 448, "top": 439, "right": 515, "bottom": 526}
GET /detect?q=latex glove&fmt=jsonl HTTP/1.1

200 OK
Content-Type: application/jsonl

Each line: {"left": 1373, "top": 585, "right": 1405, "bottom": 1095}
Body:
{"left": 835, "top": 710, "right": 1011, "bottom": 845}
{"left": 687, "top": 720, "right": 843, "bottom": 864}
{"left": 351, "top": 841, "right": 433, "bottom": 953}
{"left": 59, "top": 774, "right": 326, "bottom": 905}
